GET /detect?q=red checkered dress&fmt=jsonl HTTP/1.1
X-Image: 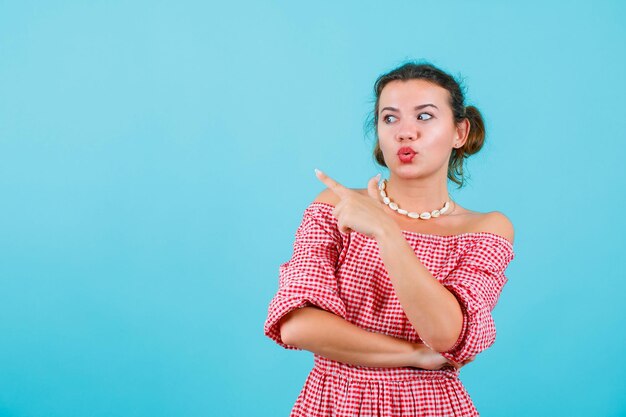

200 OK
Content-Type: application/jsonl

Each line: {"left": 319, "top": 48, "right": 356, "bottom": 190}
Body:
{"left": 264, "top": 202, "right": 515, "bottom": 416}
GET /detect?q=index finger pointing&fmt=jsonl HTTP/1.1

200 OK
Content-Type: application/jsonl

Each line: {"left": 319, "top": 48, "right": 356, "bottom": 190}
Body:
{"left": 314, "top": 168, "right": 349, "bottom": 197}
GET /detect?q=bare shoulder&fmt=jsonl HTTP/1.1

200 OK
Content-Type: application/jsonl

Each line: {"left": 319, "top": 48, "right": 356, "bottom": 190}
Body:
{"left": 480, "top": 211, "right": 515, "bottom": 245}
{"left": 313, "top": 187, "right": 341, "bottom": 206}
{"left": 314, "top": 187, "right": 363, "bottom": 206}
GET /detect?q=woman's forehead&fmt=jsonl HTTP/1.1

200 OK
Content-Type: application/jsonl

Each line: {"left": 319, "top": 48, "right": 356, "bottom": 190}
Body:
{"left": 379, "top": 79, "right": 448, "bottom": 106}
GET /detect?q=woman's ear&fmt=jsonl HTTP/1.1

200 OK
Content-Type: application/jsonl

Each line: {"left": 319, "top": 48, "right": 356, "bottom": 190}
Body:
{"left": 455, "top": 118, "right": 470, "bottom": 147}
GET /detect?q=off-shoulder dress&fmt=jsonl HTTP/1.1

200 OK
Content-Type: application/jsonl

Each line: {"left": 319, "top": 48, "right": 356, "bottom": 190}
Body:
{"left": 264, "top": 202, "right": 515, "bottom": 417}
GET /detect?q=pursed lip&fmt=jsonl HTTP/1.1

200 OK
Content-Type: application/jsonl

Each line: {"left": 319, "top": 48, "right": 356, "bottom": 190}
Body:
{"left": 397, "top": 147, "right": 417, "bottom": 155}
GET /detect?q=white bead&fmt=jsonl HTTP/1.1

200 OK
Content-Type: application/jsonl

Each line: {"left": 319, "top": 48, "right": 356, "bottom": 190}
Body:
{"left": 376, "top": 178, "right": 450, "bottom": 221}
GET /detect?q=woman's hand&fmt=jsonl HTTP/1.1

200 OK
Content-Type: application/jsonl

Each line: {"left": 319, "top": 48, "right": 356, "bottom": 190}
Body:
{"left": 314, "top": 169, "right": 390, "bottom": 239}
{"left": 411, "top": 343, "right": 476, "bottom": 371}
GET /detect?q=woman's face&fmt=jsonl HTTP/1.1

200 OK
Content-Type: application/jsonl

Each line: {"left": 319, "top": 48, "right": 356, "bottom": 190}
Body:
{"left": 377, "top": 79, "right": 462, "bottom": 178}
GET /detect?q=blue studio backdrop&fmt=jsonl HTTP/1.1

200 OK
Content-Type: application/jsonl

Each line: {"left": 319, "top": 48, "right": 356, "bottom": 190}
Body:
{"left": 0, "top": 1, "right": 624, "bottom": 416}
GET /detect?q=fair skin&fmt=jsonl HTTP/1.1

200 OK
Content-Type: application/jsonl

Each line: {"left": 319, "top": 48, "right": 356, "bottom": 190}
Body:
{"left": 279, "top": 79, "right": 514, "bottom": 370}
{"left": 280, "top": 305, "right": 465, "bottom": 370}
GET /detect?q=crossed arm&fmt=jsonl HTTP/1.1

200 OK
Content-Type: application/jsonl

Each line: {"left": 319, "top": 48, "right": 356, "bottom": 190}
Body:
{"left": 273, "top": 189, "right": 509, "bottom": 369}
{"left": 279, "top": 306, "right": 473, "bottom": 370}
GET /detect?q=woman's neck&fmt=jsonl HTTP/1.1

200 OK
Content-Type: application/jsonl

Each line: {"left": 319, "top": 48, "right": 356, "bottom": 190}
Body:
{"left": 383, "top": 176, "right": 452, "bottom": 215}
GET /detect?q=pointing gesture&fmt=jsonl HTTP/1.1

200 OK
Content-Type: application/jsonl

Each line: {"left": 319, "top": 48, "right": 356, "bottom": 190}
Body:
{"left": 314, "top": 168, "right": 392, "bottom": 239}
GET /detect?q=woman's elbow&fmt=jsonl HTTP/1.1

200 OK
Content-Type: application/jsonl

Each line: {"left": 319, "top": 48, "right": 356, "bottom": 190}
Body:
{"left": 279, "top": 309, "right": 306, "bottom": 347}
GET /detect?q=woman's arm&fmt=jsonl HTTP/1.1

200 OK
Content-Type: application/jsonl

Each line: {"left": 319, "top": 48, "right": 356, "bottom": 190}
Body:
{"left": 279, "top": 306, "right": 456, "bottom": 370}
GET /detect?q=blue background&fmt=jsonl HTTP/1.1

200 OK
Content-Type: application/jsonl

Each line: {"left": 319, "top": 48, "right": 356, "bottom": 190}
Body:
{"left": 1, "top": 1, "right": 624, "bottom": 416}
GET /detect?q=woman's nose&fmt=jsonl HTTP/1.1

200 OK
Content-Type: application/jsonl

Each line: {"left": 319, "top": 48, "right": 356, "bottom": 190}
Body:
{"left": 396, "top": 123, "right": 417, "bottom": 141}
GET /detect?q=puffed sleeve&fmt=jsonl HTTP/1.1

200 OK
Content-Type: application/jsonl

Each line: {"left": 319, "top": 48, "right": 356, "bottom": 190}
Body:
{"left": 264, "top": 203, "right": 347, "bottom": 350}
{"left": 438, "top": 235, "right": 515, "bottom": 365}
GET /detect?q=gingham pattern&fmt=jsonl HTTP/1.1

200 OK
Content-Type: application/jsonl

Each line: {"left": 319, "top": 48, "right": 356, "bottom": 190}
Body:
{"left": 264, "top": 202, "right": 515, "bottom": 416}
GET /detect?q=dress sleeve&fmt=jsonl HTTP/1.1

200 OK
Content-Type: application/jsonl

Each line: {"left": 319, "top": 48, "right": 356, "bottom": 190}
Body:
{"left": 264, "top": 203, "right": 347, "bottom": 350}
{"left": 438, "top": 236, "right": 515, "bottom": 365}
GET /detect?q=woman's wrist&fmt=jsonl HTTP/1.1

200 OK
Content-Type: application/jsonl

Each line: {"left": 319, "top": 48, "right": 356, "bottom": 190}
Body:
{"left": 384, "top": 338, "right": 423, "bottom": 368}
{"left": 407, "top": 342, "right": 426, "bottom": 368}
{"left": 374, "top": 217, "right": 403, "bottom": 241}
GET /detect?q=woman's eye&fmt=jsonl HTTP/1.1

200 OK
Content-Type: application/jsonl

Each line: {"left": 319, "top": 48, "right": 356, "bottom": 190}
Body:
{"left": 418, "top": 113, "right": 433, "bottom": 121}
{"left": 383, "top": 115, "right": 397, "bottom": 123}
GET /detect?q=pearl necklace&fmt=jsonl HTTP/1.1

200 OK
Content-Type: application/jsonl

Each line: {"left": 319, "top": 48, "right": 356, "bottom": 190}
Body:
{"left": 378, "top": 178, "right": 451, "bottom": 220}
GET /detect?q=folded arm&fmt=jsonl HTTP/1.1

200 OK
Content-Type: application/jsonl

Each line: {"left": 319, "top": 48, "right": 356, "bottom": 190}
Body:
{"left": 279, "top": 306, "right": 460, "bottom": 370}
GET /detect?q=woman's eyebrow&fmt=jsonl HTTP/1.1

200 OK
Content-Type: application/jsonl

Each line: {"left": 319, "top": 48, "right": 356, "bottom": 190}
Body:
{"left": 380, "top": 104, "right": 439, "bottom": 113}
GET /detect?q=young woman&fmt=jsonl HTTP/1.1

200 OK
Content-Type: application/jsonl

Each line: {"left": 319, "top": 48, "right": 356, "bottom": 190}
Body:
{"left": 264, "top": 61, "right": 515, "bottom": 416}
